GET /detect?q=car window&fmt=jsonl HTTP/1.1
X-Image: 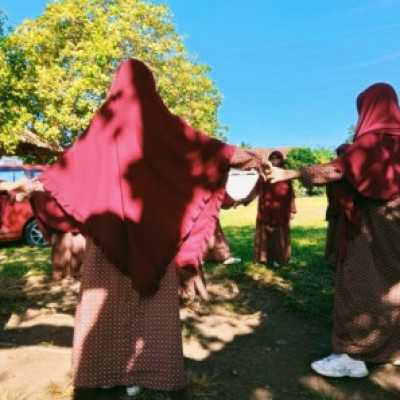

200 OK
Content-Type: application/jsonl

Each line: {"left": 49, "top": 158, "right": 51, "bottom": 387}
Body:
{"left": 29, "top": 170, "right": 44, "bottom": 178}
{"left": 0, "top": 169, "right": 26, "bottom": 182}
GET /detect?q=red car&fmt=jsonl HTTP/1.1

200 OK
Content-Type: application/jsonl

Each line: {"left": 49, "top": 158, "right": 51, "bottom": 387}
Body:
{"left": 0, "top": 164, "right": 48, "bottom": 246}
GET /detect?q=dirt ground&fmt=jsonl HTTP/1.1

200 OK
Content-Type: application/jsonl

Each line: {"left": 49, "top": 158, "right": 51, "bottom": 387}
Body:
{"left": 1, "top": 275, "right": 400, "bottom": 400}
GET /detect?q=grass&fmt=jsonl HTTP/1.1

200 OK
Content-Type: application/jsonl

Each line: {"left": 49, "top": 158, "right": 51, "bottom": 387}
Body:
{"left": 0, "top": 196, "right": 335, "bottom": 321}
{"left": 0, "top": 241, "right": 51, "bottom": 279}
{"left": 217, "top": 195, "right": 335, "bottom": 320}
{"left": 0, "top": 197, "right": 344, "bottom": 399}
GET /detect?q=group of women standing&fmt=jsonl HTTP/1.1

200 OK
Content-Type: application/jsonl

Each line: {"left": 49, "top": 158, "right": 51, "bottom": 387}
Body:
{"left": 4, "top": 57, "right": 400, "bottom": 395}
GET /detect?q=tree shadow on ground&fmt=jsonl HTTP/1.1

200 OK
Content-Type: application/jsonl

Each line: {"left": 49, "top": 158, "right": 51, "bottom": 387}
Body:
{"left": 2, "top": 224, "right": 400, "bottom": 399}
{"left": 184, "top": 278, "right": 400, "bottom": 400}
{"left": 0, "top": 276, "right": 77, "bottom": 348}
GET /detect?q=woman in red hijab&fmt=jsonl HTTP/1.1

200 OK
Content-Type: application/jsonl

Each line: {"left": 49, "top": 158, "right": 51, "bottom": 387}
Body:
{"left": 9, "top": 59, "right": 269, "bottom": 396}
{"left": 254, "top": 150, "right": 296, "bottom": 267}
{"left": 268, "top": 83, "right": 400, "bottom": 378}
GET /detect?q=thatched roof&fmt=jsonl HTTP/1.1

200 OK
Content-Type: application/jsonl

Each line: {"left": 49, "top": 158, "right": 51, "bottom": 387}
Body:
{"left": 0, "top": 129, "right": 63, "bottom": 163}
{"left": 17, "top": 129, "right": 63, "bottom": 153}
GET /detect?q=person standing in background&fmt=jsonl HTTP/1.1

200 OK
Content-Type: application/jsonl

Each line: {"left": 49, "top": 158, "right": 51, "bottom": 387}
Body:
{"left": 254, "top": 150, "right": 296, "bottom": 268}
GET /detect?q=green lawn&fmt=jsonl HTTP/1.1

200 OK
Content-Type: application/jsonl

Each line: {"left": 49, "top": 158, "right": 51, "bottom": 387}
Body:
{"left": 0, "top": 196, "right": 335, "bottom": 320}
{"left": 215, "top": 195, "right": 335, "bottom": 320}
{"left": 0, "top": 196, "right": 337, "bottom": 400}
{"left": 0, "top": 242, "right": 51, "bottom": 279}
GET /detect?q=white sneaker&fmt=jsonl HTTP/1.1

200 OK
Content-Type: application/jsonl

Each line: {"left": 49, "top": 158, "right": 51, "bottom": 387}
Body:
{"left": 223, "top": 256, "right": 241, "bottom": 265}
{"left": 311, "top": 353, "right": 368, "bottom": 378}
{"left": 126, "top": 385, "right": 143, "bottom": 396}
{"left": 272, "top": 261, "right": 281, "bottom": 268}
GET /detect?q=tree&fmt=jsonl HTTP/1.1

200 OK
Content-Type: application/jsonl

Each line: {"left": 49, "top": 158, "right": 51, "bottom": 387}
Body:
{"left": 286, "top": 147, "right": 334, "bottom": 196}
{"left": 286, "top": 147, "right": 318, "bottom": 169}
{"left": 313, "top": 147, "right": 335, "bottom": 164}
{"left": 0, "top": 10, "right": 6, "bottom": 38}
{"left": 239, "top": 141, "right": 252, "bottom": 149}
{"left": 346, "top": 124, "right": 355, "bottom": 143}
{"left": 0, "top": 0, "right": 226, "bottom": 152}
{"left": 0, "top": 11, "right": 28, "bottom": 152}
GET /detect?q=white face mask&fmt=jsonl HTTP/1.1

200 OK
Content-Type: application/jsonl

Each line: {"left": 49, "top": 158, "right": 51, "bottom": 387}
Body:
{"left": 225, "top": 168, "right": 259, "bottom": 201}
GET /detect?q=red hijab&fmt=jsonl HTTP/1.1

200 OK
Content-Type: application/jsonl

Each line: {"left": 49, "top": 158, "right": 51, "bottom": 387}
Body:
{"left": 331, "top": 83, "right": 400, "bottom": 260}
{"left": 257, "top": 151, "right": 294, "bottom": 225}
{"left": 333, "top": 83, "right": 400, "bottom": 200}
{"left": 36, "top": 58, "right": 236, "bottom": 295}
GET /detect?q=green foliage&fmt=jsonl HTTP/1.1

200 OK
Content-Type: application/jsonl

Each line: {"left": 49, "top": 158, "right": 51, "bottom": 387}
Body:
{"left": 346, "top": 124, "right": 355, "bottom": 143}
{"left": 239, "top": 141, "right": 252, "bottom": 149}
{"left": 0, "top": 0, "right": 225, "bottom": 151}
{"left": 217, "top": 197, "right": 335, "bottom": 320}
{"left": 286, "top": 146, "right": 335, "bottom": 169}
{"left": 286, "top": 147, "right": 318, "bottom": 169}
{"left": 313, "top": 147, "right": 335, "bottom": 163}
{"left": 0, "top": 10, "right": 6, "bottom": 39}
{"left": 286, "top": 146, "right": 334, "bottom": 196}
{"left": 0, "top": 244, "right": 51, "bottom": 279}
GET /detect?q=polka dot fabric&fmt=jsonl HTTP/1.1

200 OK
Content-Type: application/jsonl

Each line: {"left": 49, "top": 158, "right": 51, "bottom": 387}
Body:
{"left": 332, "top": 196, "right": 400, "bottom": 362}
{"left": 72, "top": 239, "right": 187, "bottom": 389}
{"left": 302, "top": 164, "right": 400, "bottom": 363}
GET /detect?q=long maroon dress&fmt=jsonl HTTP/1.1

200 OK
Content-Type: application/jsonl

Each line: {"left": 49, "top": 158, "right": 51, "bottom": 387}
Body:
{"left": 29, "top": 58, "right": 269, "bottom": 389}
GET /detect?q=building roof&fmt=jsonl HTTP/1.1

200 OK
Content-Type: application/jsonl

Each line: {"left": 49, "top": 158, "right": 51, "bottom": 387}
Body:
{"left": 0, "top": 129, "right": 63, "bottom": 163}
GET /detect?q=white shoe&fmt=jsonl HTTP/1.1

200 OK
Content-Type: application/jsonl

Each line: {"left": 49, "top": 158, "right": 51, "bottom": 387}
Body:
{"left": 126, "top": 385, "right": 143, "bottom": 396}
{"left": 223, "top": 256, "right": 241, "bottom": 265}
{"left": 272, "top": 261, "right": 281, "bottom": 268}
{"left": 393, "top": 359, "right": 400, "bottom": 366}
{"left": 311, "top": 353, "right": 368, "bottom": 378}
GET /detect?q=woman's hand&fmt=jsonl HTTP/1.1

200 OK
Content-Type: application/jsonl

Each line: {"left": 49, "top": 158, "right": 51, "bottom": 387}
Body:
{"left": 2, "top": 177, "right": 45, "bottom": 202}
{"left": 177, "top": 267, "right": 209, "bottom": 300}
{"left": 267, "top": 167, "right": 301, "bottom": 183}
{"left": 260, "top": 161, "right": 272, "bottom": 181}
{"left": 0, "top": 178, "right": 29, "bottom": 193}
{"left": 0, "top": 178, "right": 32, "bottom": 202}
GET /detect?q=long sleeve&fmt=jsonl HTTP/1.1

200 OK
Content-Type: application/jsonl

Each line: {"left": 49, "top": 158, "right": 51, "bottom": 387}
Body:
{"left": 229, "top": 148, "right": 269, "bottom": 172}
{"left": 300, "top": 163, "right": 343, "bottom": 187}
{"left": 29, "top": 178, "right": 81, "bottom": 240}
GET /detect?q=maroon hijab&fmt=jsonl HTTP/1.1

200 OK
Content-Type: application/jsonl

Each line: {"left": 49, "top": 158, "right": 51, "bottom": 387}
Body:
{"left": 331, "top": 83, "right": 400, "bottom": 260}
{"left": 257, "top": 151, "right": 294, "bottom": 225}
{"left": 333, "top": 83, "right": 400, "bottom": 200}
{"left": 36, "top": 58, "right": 236, "bottom": 295}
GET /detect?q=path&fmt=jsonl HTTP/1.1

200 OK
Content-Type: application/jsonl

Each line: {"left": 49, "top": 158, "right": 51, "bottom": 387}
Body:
{"left": 1, "top": 278, "right": 400, "bottom": 399}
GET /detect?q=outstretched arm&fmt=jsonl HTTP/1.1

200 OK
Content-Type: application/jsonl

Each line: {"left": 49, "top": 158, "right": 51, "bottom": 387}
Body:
{"left": 229, "top": 148, "right": 271, "bottom": 179}
{"left": 267, "top": 167, "right": 301, "bottom": 183}
{"left": 4, "top": 177, "right": 46, "bottom": 202}
{"left": 0, "top": 178, "right": 28, "bottom": 193}
{"left": 268, "top": 164, "right": 343, "bottom": 186}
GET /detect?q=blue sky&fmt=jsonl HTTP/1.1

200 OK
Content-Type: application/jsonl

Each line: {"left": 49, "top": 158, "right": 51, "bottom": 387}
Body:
{"left": 2, "top": 1, "right": 400, "bottom": 149}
